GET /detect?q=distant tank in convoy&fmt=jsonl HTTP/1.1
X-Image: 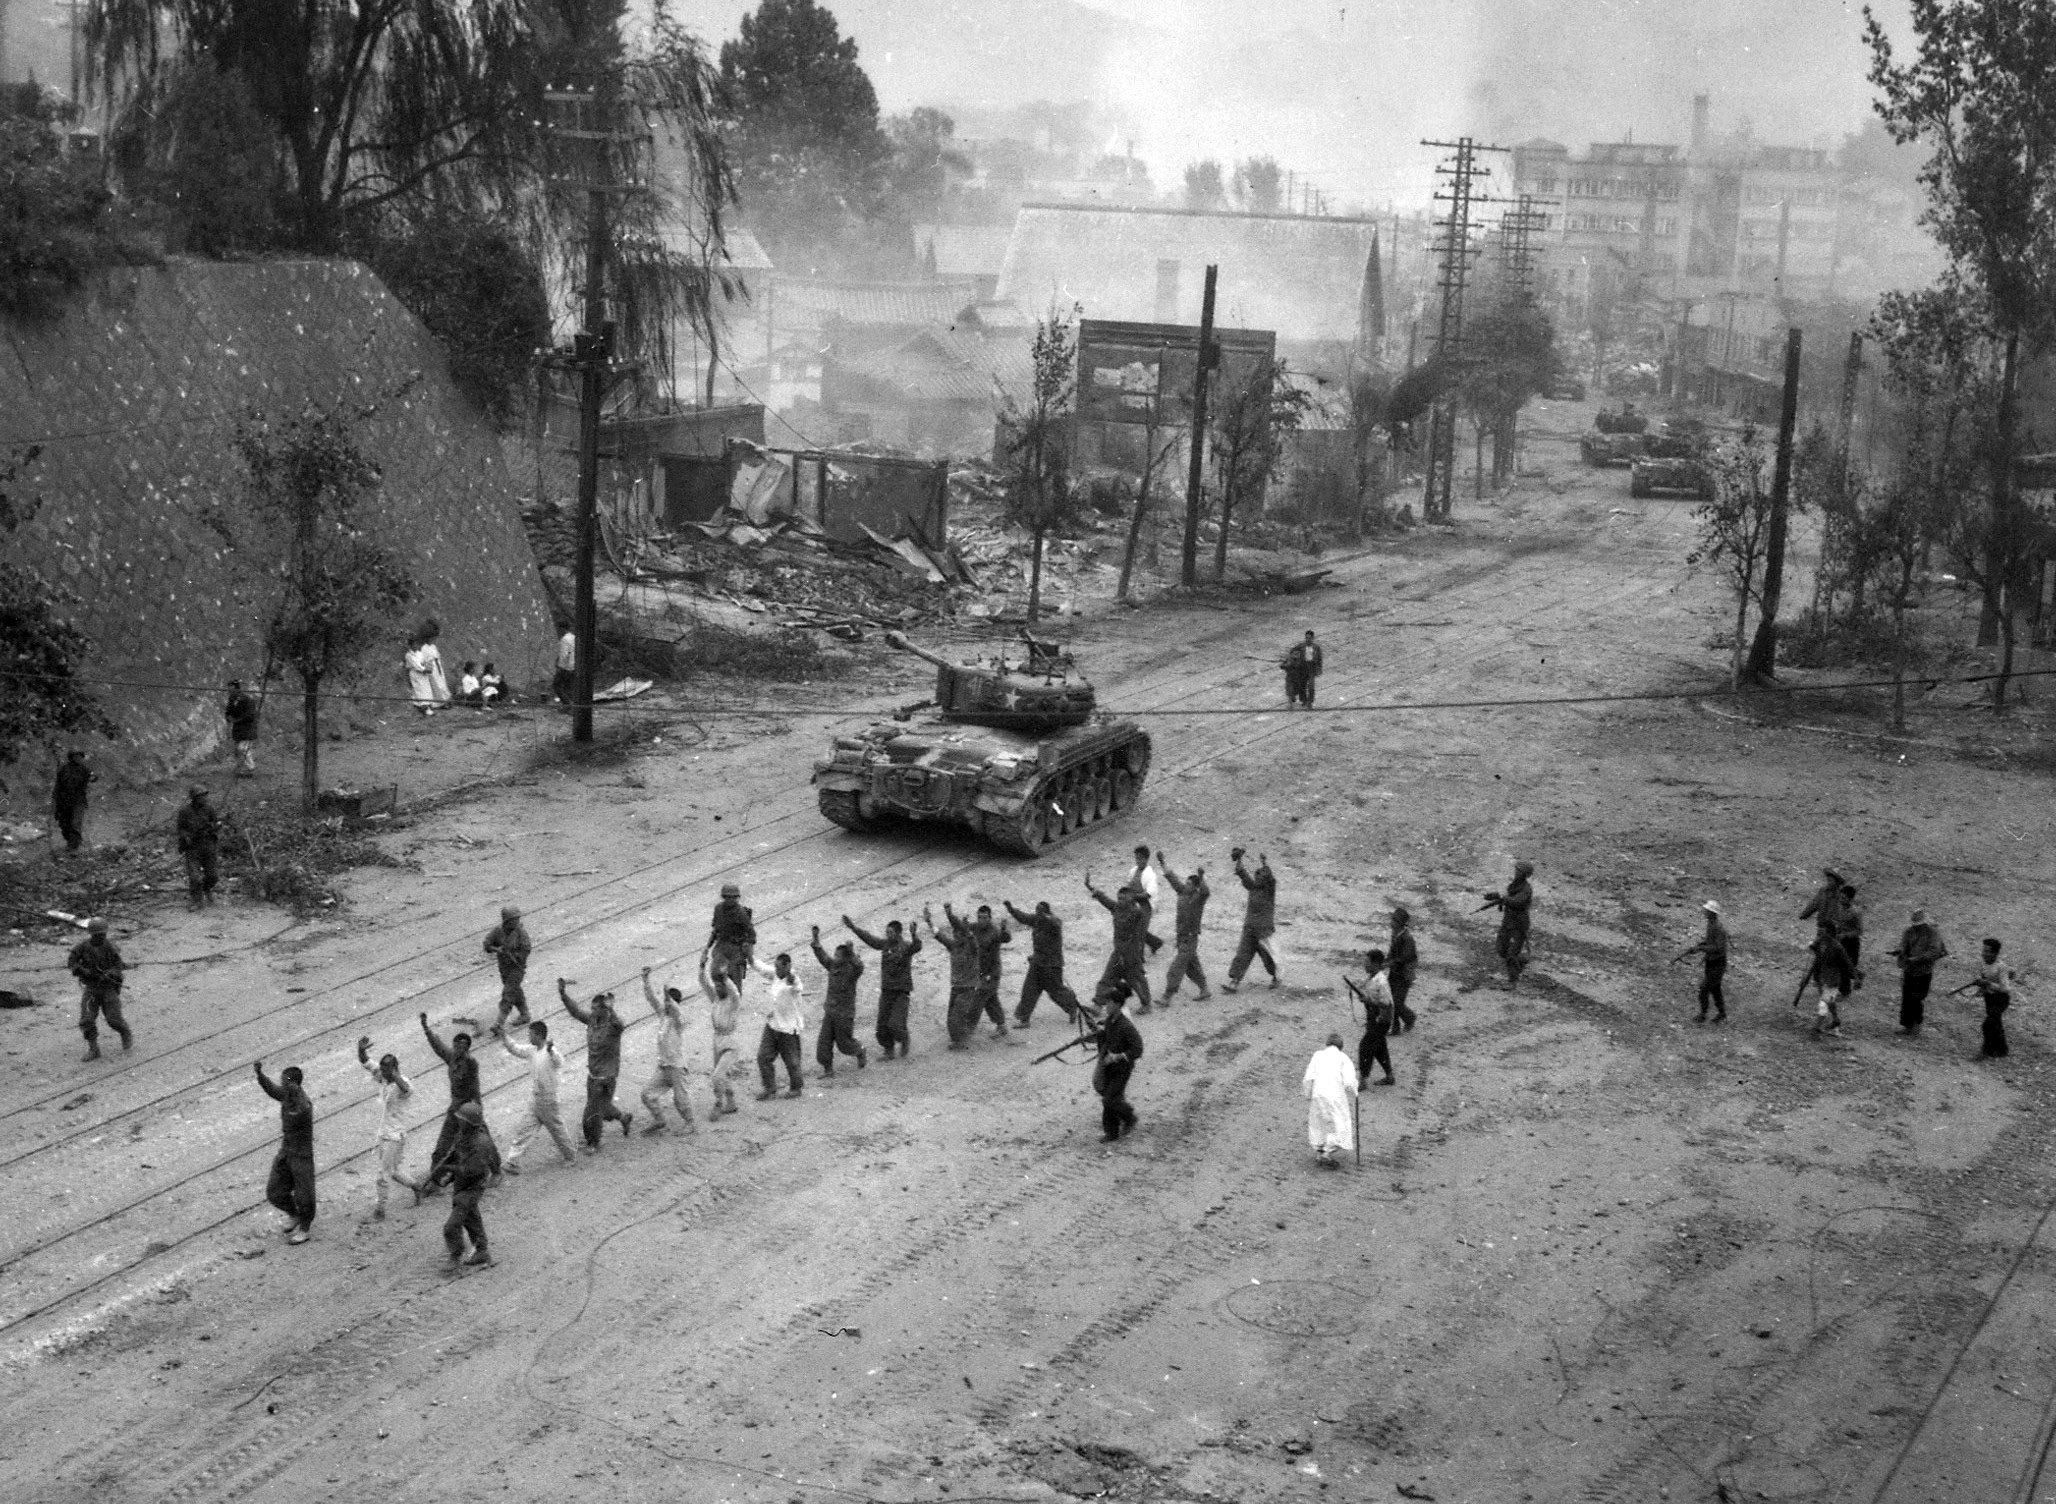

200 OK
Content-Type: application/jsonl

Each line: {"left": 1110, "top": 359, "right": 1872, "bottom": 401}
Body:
{"left": 812, "top": 630, "right": 1152, "bottom": 856}
{"left": 1580, "top": 403, "right": 1650, "bottom": 466}
{"left": 1630, "top": 419, "right": 1715, "bottom": 499}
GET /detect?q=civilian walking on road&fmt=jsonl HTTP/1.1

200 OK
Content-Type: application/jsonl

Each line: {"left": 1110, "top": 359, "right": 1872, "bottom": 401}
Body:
{"left": 1303, "top": 1033, "right": 1358, "bottom": 1169}
{"left": 701, "top": 946, "right": 743, "bottom": 1113}
{"left": 639, "top": 967, "right": 695, "bottom": 1133}
{"left": 846, "top": 915, "right": 921, "bottom": 1055}
{"left": 753, "top": 952, "right": 807, "bottom": 1097}
{"left": 442, "top": 1102, "right": 496, "bottom": 1271}
{"left": 1003, "top": 900, "right": 1078, "bottom": 1027}
{"left": 483, "top": 905, "right": 533, "bottom": 1035}
{"left": 928, "top": 905, "right": 983, "bottom": 1048}
{"left": 1890, "top": 909, "right": 1948, "bottom": 1038}
{"left": 175, "top": 787, "right": 221, "bottom": 907}
{"left": 52, "top": 751, "right": 93, "bottom": 853}
{"left": 1671, "top": 901, "right": 1728, "bottom": 1023}
{"left": 1121, "top": 846, "right": 1165, "bottom": 955}
{"left": 1094, "top": 985, "right": 1144, "bottom": 1143}
{"left": 68, "top": 916, "right": 130, "bottom": 1062}
{"left": 254, "top": 1062, "right": 316, "bottom": 1244}
{"left": 810, "top": 927, "right": 868, "bottom": 1076}
{"left": 421, "top": 1013, "right": 483, "bottom": 1188}
{"left": 1482, "top": 860, "right": 1534, "bottom": 990}
{"left": 1807, "top": 930, "right": 1854, "bottom": 1039}
{"left": 1223, "top": 848, "right": 1280, "bottom": 992}
{"left": 558, "top": 979, "right": 631, "bottom": 1148}
{"left": 357, "top": 1036, "right": 423, "bottom": 1218}
{"left": 1157, "top": 854, "right": 1212, "bottom": 1003}
{"left": 224, "top": 680, "right": 259, "bottom": 777}
{"left": 1387, "top": 906, "right": 1419, "bottom": 1030}
{"left": 500, "top": 1020, "right": 577, "bottom": 1169}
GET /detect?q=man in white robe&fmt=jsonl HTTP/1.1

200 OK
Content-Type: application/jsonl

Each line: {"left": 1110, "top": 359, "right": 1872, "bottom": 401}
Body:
{"left": 1303, "top": 1031, "right": 1358, "bottom": 1169}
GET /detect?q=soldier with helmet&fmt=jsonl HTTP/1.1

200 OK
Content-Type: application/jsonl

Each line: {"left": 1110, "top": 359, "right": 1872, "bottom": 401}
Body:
{"left": 709, "top": 882, "right": 757, "bottom": 994}
{"left": 68, "top": 916, "right": 130, "bottom": 1062}
{"left": 483, "top": 903, "right": 533, "bottom": 1035}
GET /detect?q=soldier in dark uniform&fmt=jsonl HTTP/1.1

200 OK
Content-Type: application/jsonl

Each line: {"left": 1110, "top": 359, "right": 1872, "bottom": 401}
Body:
{"left": 1158, "top": 855, "right": 1212, "bottom": 1003}
{"left": 442, "top": 1102, "right": 496, "bottom": 1270}
{"left": 1223, "top": 849, "right": 1279, "bottom": 991}
{"left": 175, "top": 786, "right": 221, "bottom": 906}
{"left": 1086, "top": 875, "right": 1155, "bottom": 1012}
{"left": 52, "top": 751, "right": 93, "bottom": 853}
{"left": 1094, "top": 985, "right": 1144, "bottom": 1142}
{"left": 845, "top": 914, "right": 921, "bottom": 1056}
{"left": 483, "top": 904, "right": 533, "bottom": 1035}
{"left": 1387, "top": 905, "right": 1419, "bottom": 1030}
{"left": 254, "top": 1061, "right": 316, "bottom": 1244}
{"left": 1004, "top": 899, "right": 1080, "bottom": 1026}
{"left": 810, "top": 925, "right": 868, "bottom": 1075}
{"left": 708, "top": 883, "right": 756, "bottom": 994}
{"left": 1483, "top": 860, "right": 1534, "bottom": 989}
{"left": 224, "top": 680, "right": 260, "bottom": 777}
{"left": 421, "top": 1012, "right": 483, "bottom": 1187}
{"left": 926, "top": 905, "right": 984, "bottom": 1049}
{"left": 68, "top": 916, "right": 130, "bottom": 1061}
{"left": 964, "top": 903, "right": 1012, "bottom": 1036}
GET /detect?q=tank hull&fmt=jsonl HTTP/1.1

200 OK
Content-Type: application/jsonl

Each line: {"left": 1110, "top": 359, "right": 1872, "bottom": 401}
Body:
{"left": 813, "top": 717, "right": 1153, "bottom": 857}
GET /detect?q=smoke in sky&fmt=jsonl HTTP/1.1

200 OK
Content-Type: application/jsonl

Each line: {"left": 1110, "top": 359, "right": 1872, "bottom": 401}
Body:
{"left": 659, "top": 0, "right": 1906, "bottom": 208}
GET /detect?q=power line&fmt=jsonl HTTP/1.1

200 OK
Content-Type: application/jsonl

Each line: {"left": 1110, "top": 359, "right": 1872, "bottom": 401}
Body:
{"left": 7, "top": 665, "right": 2053, "bottom": 720}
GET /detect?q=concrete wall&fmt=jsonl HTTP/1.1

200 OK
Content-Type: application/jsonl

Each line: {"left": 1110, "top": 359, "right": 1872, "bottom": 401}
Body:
{"left": 1, "top": 259, "right": 557, "bottom": 789}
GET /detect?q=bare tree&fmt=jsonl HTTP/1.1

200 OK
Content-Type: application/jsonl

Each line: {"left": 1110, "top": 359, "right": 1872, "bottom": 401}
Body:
{"left": 1208, "top": 358, "right": 1312, "bottom": 581}
{"left": 999, "top": 310, "right": 1078, "bottom": 622}
{"left": 235, "top": 404, "right": 416, "bottom": 812}
{"left": 1691, "top": 426, "right": 1781, "bottom": 690}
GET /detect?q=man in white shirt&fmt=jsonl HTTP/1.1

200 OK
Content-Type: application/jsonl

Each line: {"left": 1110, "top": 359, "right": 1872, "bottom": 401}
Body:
{"left": 753, "top": 952, "right": 806, "bottom": 1099}
{"left": 552, "top": 622, "right": 576, "bottom": 705}
{"left": 356, "top": 1035, "right": 423, "bottom": 1218}
{"left": 639, "top": 966, "right": 695, "bottom": 1133}
{"left": 1121, "top": 845, "right": 1165, "bottom": 955}
{"left": 500, "top": 1019, "right": 578, "bottom": 1169}
{"left": 702, "top": 945, "right": 742, "bottom": 1116}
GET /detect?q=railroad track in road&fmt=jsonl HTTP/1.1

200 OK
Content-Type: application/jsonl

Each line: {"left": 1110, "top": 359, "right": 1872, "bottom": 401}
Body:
{"left": 0, "top": 526, "right": 1692, "bottom": 1353}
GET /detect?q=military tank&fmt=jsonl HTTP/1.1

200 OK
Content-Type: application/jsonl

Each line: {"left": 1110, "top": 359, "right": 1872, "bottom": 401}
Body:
{"left": 812, "top": 630, "right": 1152, "bottom": 857}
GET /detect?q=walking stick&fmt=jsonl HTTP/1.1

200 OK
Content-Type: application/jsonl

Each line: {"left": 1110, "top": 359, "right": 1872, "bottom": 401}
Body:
{"left": 1353, "top": 1084, "right": 1361, "bottom": 1169}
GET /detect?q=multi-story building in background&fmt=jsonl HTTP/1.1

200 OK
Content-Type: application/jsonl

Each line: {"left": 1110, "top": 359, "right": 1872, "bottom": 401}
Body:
{"left": 1509, "top": 94, "right": 1848, "bottom": 327}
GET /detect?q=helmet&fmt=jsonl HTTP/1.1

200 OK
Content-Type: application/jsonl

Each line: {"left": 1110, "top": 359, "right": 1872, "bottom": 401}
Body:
{"left": 87, "top": 916, "right": 109, "bottom": 934}
{"left": 720, "top": 883, "right": 741, "bottom": 898}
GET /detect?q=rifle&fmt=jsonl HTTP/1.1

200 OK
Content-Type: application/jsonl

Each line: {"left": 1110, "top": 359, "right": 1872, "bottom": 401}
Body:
{"left": 1477, "top": 891, "right": 1503, "bottom": 912}
{"left": 1032, "top": 1006, "right": 1106, "bottom": 1064}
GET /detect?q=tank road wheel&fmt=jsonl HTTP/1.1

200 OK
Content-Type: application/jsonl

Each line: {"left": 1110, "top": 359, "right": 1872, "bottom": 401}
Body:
{"left": 1092, "top": 774, "right": 1114, "bottom": 821}
{"left": 1060, "top": 776, "right": 1085, "bottom": 835}
{"left": 1110, "top": 769, "right": 1136, "bottom": 810}
{"left": 1019, "top": 800, "right": 1049, "bottom": 849}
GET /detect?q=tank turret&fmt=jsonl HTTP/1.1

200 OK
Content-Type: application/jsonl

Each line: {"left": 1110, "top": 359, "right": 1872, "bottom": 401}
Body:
{"left": 813, "top": 630, "right": 1152, "bottom": 857}
{"left": 883, "top": 630, "right": 1096, "bottom": 731}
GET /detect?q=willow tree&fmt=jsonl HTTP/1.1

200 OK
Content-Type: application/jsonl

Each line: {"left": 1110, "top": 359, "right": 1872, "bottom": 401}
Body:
{"left": 87, "top": 0, "right": 735, "bottom": 394}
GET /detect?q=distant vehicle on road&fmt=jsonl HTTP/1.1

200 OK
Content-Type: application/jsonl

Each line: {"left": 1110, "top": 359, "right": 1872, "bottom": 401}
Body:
{"left": 1629, "top": 421, "right": 1714, "bottom": 499}
{"left": 1581, "top": 405, "right": 1648, "bottom": 466}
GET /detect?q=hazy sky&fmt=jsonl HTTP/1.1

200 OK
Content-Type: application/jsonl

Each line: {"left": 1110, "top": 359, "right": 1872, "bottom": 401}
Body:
{"left": 664, "top": 0, "right": 1911, "bottom": 207}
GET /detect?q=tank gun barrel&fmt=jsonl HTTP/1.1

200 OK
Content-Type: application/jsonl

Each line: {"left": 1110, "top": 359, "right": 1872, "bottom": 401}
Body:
{"left": 883, "top": 630, "right": 956, "bottom": 671}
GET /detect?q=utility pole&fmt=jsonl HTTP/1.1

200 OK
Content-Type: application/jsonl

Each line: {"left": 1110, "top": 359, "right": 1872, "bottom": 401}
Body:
{"left": 1419, "top": 136, "right": 1508, "bottom": 520}
{"left": 546, "top": 79, "right": 642, "bottom": 744}
{"left": 1745, "top": 327, "right": 1803, "bottom": 681}
{"left": 1180, "top": 265, "right": 1219, "bottom": 589}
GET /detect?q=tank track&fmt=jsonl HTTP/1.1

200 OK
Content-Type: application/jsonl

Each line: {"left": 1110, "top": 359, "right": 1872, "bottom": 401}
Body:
{"left": 983, "top": 734, "right": 1152, "bottom": 858}
{"left": 817, "top": 789, "right": 878, "bottom": 833}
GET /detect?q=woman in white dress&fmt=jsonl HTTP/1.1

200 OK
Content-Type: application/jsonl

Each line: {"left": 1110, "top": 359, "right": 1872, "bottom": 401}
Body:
{"left": 404, "top": 632, "right": 442, "bottom": 714}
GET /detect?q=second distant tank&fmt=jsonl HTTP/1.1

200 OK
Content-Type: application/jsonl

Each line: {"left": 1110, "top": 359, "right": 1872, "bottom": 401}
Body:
{"left": 811, "top": 630, "right": 1152, "bottom": 857}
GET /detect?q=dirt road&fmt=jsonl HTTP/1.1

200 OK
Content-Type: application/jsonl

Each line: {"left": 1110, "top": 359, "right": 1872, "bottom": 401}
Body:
{"left": 4, "top": 426, "right": 2053, "bottom": 1504}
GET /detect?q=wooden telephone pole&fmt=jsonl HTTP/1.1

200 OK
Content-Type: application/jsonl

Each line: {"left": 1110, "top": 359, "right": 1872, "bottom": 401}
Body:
{"left": 545, "top": 81, "right": 642, "bottom": 743}
{"left": 1180, "top": 265, "right": 1219, "bottom": 589}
